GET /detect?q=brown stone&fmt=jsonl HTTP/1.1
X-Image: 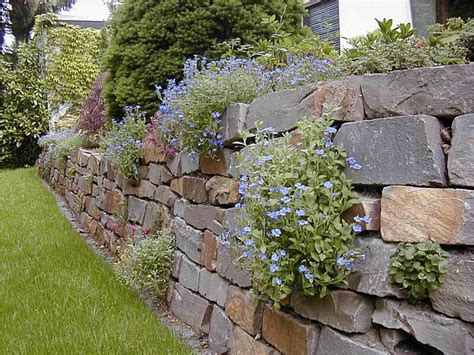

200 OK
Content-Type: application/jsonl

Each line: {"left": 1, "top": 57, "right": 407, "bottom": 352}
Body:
{"left": 102, "top": 190, "right": 126, "bottom": 216}
{"left": 148, "top": 163, "right": 173, "bottom": 185}
{"left": 206, "top": 176, "right": 240, "bottom": 206}
{"left": 200, "top": 149, "right": 234, "bottom": 176}
{"left": 381, "top": 186, "right": 474, "bottom": 245}
{"left": 154, "top": 185, "right": 178, "bottom": 207}
{"left": 229, "top": 327, "right": 280, "bottom": 355}
{"left": 137, "top": 180, "right": 156, "bottom": 199}
{"left": 225, "top": 286, "right": 263, "bottom": 336}
{"left": 262, "top": 305, "right": 320, "bottom": 355}
{"left": 343, "top": 194, "right": 381, "bottom": 231}
{"left": 170, "top": 176, "right": 208, "bottom": 204}
{"left": 202, "top": 230, "right": 218, "bottom": 271}
{"left": 77, "top": 149, "right": 92, "bottom": 167}
{"left": 183, "top": 204, "right": 223, "bottom": 230}
{"left": 84, "top": 196, "right": 100, "bottom": 220}
{"left": 291, "top": 290, "right": 375, "bottom": 333}
{"left": 142, "top": 142, "right": 167, "bottom": 164}
{"left": 142, "top": 201, "right": 162, "bottom": 232}
{"left": 127, "top": 196, "right": 148, "bottom": 225}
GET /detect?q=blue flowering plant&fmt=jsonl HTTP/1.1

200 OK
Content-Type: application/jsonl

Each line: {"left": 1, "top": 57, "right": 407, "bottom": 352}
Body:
{"left": 229, "top": 115, "right": 368, "bottom": 306}
{"left": 101, "top": 106, "right": 147, "bottom": 181}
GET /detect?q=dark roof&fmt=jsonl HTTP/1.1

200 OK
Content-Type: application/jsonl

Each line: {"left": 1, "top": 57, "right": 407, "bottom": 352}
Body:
{"left": 59, "top": 20, "right": 107, "bottom": 30}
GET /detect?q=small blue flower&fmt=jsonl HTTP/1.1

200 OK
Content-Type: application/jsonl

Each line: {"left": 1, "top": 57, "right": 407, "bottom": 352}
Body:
{"left": 315, "top": 148, "right": 325, "bottom": 155}
{"left": 279, "top": 250, "right": 287, "bottom": 256}
{"left": 270, "top": 263, "right": 279, "bottom": 272}
{"left": 277, "top": 207, "right": 291, "bottom": 216}
{"left": 325, "top": 127, "right": 337, "bottom": 134}
{"left": 211, "top": 111, "right": 221, "bottom": 120}
{"left": 280, "top": 196, "right": 292, "bottom": 204}
{"left": 235, "top": 202, "right": 245, "bottom": 209}
{"left": 346, "top": 157, "right": 357, "bottom": 165}
{"left": 267, "top": 211, "right": 280, "bottom": 220}
{"left": 351, "top": 163, "right": 362, "bottom": 170}
{"left": 257, "top": 179, "right": 265, "bottom": 185}
{"left": 252, "top": 194, "right": 261, "bottom": 199}
{"left": 278, "top": 186, "right": 290, "bottom": 195}
{"left": 337, "top": 257, "right": 347, "bottom": 266}
{"left": 295, "top": 183, "right": 309, "bottom": 191}
{"left": 298, "top": 265, "right": 308, "bottom": 273}
{"left": 240, "top": 175, "right": 248, "bottom": 181}
{"left": 348, "top": 249, "right": 355, "bottom": 256}
{"left": 244, "top": 239, "right": 254, "bottom": 247}
{"left": 346, "top": 261, "right": 355, "bottom": 270}
{"left": 256, "top": 155, "right": 272, "bottom": 166}
{"left": 359, "top": 254, "right": 366, "bottom": 260}
{"left": 296, "top": 209, "right": 305, "bottom": 217}
{"left": 240, "top": 226, "right": 252, "bottom": 236}
{"left": 353, "top": 224, "right": 363, "bottom": 233}
{"left": 304, "top": 273, "right": 314, "bottom": 281}
{"left": 242, "top": 249, "right": 253, "bottom": 258}
{"left": 323, "top": 181, "right": 333, "bottom": 189}
{"left": 271, "top": 253, "right": 280, "bottom": 262}
{"left": 259, "top": 252, "right": 267, "bottom": 261}
{"left": 274, "top": 277, "right": 282, "bottom": 286}
{"left": 271, "top": 228, "right": 282, "bottom": 237}
{"left": 299, "top": 220, "right": 309, "bottom": 226}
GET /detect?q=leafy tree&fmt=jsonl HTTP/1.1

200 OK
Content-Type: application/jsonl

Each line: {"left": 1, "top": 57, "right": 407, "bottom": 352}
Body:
{"left": 104, "top": 0, "right": 307, "bottom": 118}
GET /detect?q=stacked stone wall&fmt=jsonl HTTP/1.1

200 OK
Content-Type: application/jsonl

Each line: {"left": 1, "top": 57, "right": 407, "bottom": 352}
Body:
{"left": 38, "top": 64, "right": 474, "bottom": 354}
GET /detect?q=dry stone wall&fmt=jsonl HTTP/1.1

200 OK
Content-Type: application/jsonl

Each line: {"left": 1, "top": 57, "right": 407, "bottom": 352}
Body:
{"left": 38, "top": 64, "right": 474, "bottom": 355}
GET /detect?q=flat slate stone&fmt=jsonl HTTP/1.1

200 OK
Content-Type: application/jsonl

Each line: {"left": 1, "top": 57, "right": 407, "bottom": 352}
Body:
{"left": 361, "top": 64, "right": 474, "bottom": 119}
{"left": 334, "top": 115, "right": 446, "bottom": 186}
{"left": 448, "top": 114, "right": 474, "bottom": 187}
{"left": 209, "top": 305, "right": 234, "bottom": 354}
{"left": 172, "top": 217, "right": 204, "bottom": 264}
{"left": 316, "top": 327, "right": 387, "bottom": 355}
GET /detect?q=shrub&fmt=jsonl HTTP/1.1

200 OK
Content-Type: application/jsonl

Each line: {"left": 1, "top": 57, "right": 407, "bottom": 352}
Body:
{"left": 103, "top": 0, "right": 307, "bottom": 118}
{"left": 225, "top": 115, "right": 367, "bottom": 307}
{"left": 390, "top": 242, "right": 450, "bottom": 303}
{"left": 76, "top": 72, "right": 108, "bottom": 136}
{"left": 101, "top": 107, "right": 147, "bottom": 181}
{"left": 156, "top": 55, "right": 337, "bottom": 157}
{"left": 429, "top": 17, "right": 474, "bottom": 61}
{"left": 342, "top": 18, "right": 468, "bottom": 75}
{"left": 114, "top": 228, "right": 175, "bottom": 299}
{"left": 0, "top": 43, "right": 49, "bottom": 167}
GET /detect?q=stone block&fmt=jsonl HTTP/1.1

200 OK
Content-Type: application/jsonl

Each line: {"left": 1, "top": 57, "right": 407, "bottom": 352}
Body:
{"left": 183, "top": 204, "right": 223, "bottom": 230}
{"left": 102, "top": 190, "right": 126, "bottom": 216}
{"left": 209, "top": 305, "right": 234, "bottom": 354}
{"left": 179, "top": 255, "right": 201, "bottom": 292}
{"left": 172, "top": 217, "right": 204, "bottom": 264}
{"left": 216, "top": 242, "right": 252, "bottom": 287}
{"left": 92, "top": 184, "right": 105, "bottom": 198}
{"left": 247, "top": 82, "right": 319, "bottom": 132}
{"left": 225, "top": 286, "right": 263, "bottom": 336}
{"left": 142, "top": 201, "right": 162, "bottom": 232}
{"left": 138, "top": 165, "right": 148, "bottom": 180}
{"left": 361, "top": 64, "right": 474, "bottom": 119}
{"left": 171, "top": 250, "right": 183, "bottom": 279}
{"left": 334, "top": 115, "right": 446, "bottom": 186}
{"left": 102, "top": 178, "right": 116, "bottom": 191}
{"left": 221, "top": 103, "right": 249, "bottom": 144}
{"left": 201, "top": 148, "right": 236, "bottom": 177}
{"left": 372, "top": 298, "right": 474, "bottom": 354}
{"left": 148, "top": 163, "right": 173, "bottom": 185}
{"left": 84, "top": 196, "right": 100, "bottom": 220}
{"left": 77, "top": 175, "right": 93, "bottom": 195}
{"left": 173, "top": 198, "right": 190, "bottom": 219}
{"left": 312, "top": 76, "right": 364, "bottom": 121}
{"left": 154, "top": 185, "right": 177, "bottom": 207}
{"left": 77, "top": 149, "right": 92, "bottom": 167}
{"left": 170, "top": 176, "right": 208, "bottom": 204}
{"left": 346, "top": 237, "right": 406, "bottom": 298}
{"left": 229, "top": 326, "right": 280, "bottom": 355}
{"left": 199, "top": 269, "right": 230, "bottom": 307}
{"left": 262, "top": 305, "right": 320, "bottom": 355}
{"left": 430, "top": 251, "right": 474, "bottom": 322}
{"left": 206, "top": 176, "right": 240, "bottom": 206}
{"left": 220, "top": 207, "right": 244, "bottom": 234}
{"left": 127, "top": 196, "right": 147, "bottom": 225}
{"left": 136, "top": 180, "right": 156, "bottom": 200}
{"left": 142, "top": 142, "right": 167, "bottom": 164}
{"left": 316, "top": 327, "right": 387, "bottom": 355}
{"left": 202, "top": 230, "right": 218, "bottom": 271}
{"left": 169, "top": 283, "right": 213, "bottom": 334}
{"left": 105, "top": 157, "right": 116, "bottom": 181}
{"left": 115, "top": 173, "right": 138, "bottom": 195}
{"left": 381, "top": 186, "right": 474, "bottom": 245}
{"left": 342, "top": 194, "right": 381, "bottom": 231}
{"left": 166, "top": 152, "right": 200, "bottom": 177}
{"left": 448, "top": 114, "right": 474, "bottom": 187}
{"left": 291, "top": 290, "right": 374, "bottom": 333}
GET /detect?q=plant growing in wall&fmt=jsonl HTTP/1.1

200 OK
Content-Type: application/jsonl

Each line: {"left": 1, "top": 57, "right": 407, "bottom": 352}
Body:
{"left": 389, "top": 242, "right": 450, "bottom": 303}
{"left": 224, "top": 115, "right": 368, "bottom": 307}
{"left": 114, "top": 227, "right": 175, "bottom": 299}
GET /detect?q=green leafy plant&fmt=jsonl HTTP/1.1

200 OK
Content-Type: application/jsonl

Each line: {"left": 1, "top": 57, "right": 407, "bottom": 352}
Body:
{"left": 225, "top": 115, "right": 368, "bottom": 307}
{"left": 390, "top": 242, "right": 450, "bottom": 303}
{"left": 101, "top": 107, "right": 147, "bottom": 181}
{"left": 429, "top": 17, "right": 474, "bottom": 61}
{"left": 114, "top": 227, "right": 175, "bottom": 299}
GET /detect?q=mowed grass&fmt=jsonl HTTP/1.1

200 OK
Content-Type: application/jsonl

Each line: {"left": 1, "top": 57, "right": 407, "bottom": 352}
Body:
{"left": 0, "top": 168, "right": 191, "bottom": 354}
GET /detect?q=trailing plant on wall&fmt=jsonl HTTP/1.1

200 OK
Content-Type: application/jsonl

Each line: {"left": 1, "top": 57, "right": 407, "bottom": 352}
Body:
{"left": 101, "top": 106, "right": 147, "bottom": 181}
{"left": 114, "top": 227, "right": 175, "bottom": 299}
{"left": 389, "top": 242, "right": 450, "bottom": 303}
{"left": 222, "top": 115, "right": 368, "bottom": 307}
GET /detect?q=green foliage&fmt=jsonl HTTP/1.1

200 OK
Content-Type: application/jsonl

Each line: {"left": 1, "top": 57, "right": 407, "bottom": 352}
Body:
{"left": 103, "top": 0, "right": 307, "bottom": 118}
{"left": 390, "top": 242, "right": 450, "bottom": 303}
{"left": 42, "top": 19, "right": 102, "bottom": 117}
{"left": 429, "top": 17, "right": 474, "bottom": 61}
{"left": 231, "top": 116, "right": 366, "bottom": 307}
{"left": 114, "top": 228, "right": 175, "bottom": 299}
{"left": 0, "top": 43, "right": 49, "bottom": 167}
{"left": 101, "top": 107, "right": 147, "bottom": 181}
{"left": 342, "top": 18, "right": 468, "bottom": 75}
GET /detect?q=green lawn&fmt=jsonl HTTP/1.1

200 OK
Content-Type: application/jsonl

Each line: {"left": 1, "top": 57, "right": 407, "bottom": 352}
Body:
{"left": 0, "top": 168, "right": 191, "bottom": 354}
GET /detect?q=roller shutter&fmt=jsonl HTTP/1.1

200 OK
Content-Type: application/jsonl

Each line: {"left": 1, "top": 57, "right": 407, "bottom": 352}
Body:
{"left": 304, "top": 0, "right": 340, "bottom": 51}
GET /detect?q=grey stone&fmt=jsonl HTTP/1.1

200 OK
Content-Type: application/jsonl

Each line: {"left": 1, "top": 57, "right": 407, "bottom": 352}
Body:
{"left": 372, "top": 298, "right": 474, "bottom": 354}
{"left": 142, "top": 201, "right": 161, "bottom": 232}
{"left": 216, "top": 242, "right": 252, "bottom": 287}
{"left": 154, "top": 185, "right": 177, "bottom": 207}
{"left": 379, "top": 328, "right": 408, "bottom": 351}
{"left": 229, "top": 326, "right": 280, "bottom": 355}
{"left": 291, "top": 290, "right": 374, "bottom": 333}
{"left": 345, "top": 237, "right": 407, "bottom": 298}
{"left": 166, "top": 152, "right": 200, "bottom": 177}
{"left": 179, "top": 255, "right": 201, "bottom": 292}
{"left": 198, "top": 269, "right": 230, "bottom": 307}
{"left": 430, "top": 250, "right": 474, "bottom": 322}
{"left": 149, "top": 163, "right": 173, "bottom": 185}
{"left": 173, "top": 198, "right": 190, "bottom": 219}
{"left": 209, "top": 305, "right": 234, "bottom": 354}
{"left": 226, "top": 150, "right": 243, "bottom": 178}
{"left": 362, "top": 64, "right": 474, "bottom": 119}
{"left": 169, "top": 283, "right": 213, "bottom": 334}
{"left": 183, "top": 204, "right": 223, "bottom": 230}
{"left": 247, "top": 82, "right": 319, "bottom": 133}
{"left": 221, "top": 103, "right": 249, "bottom": 145}
{"left": 449, "top": 114, "right": 474, "bottom": 187}
{"left": 136, "top": 180, "right": 156, "bottom": 199}
{"left": 220, "top": 207, "right": 244, "bottom": 234}
{"left": 316, "top": 327, "right": 387, "bottom": 355}
{"left": 127, "top": 196, "right": 147, "bottom": 224}
{"left": 172, "top": 217, "right": 204, "bottom": 265}
{"left": 334, "top": 115, "right": 446, "bottom": 186}
{"left": 171, "top": 250, "right": 183, "bottom": 279}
